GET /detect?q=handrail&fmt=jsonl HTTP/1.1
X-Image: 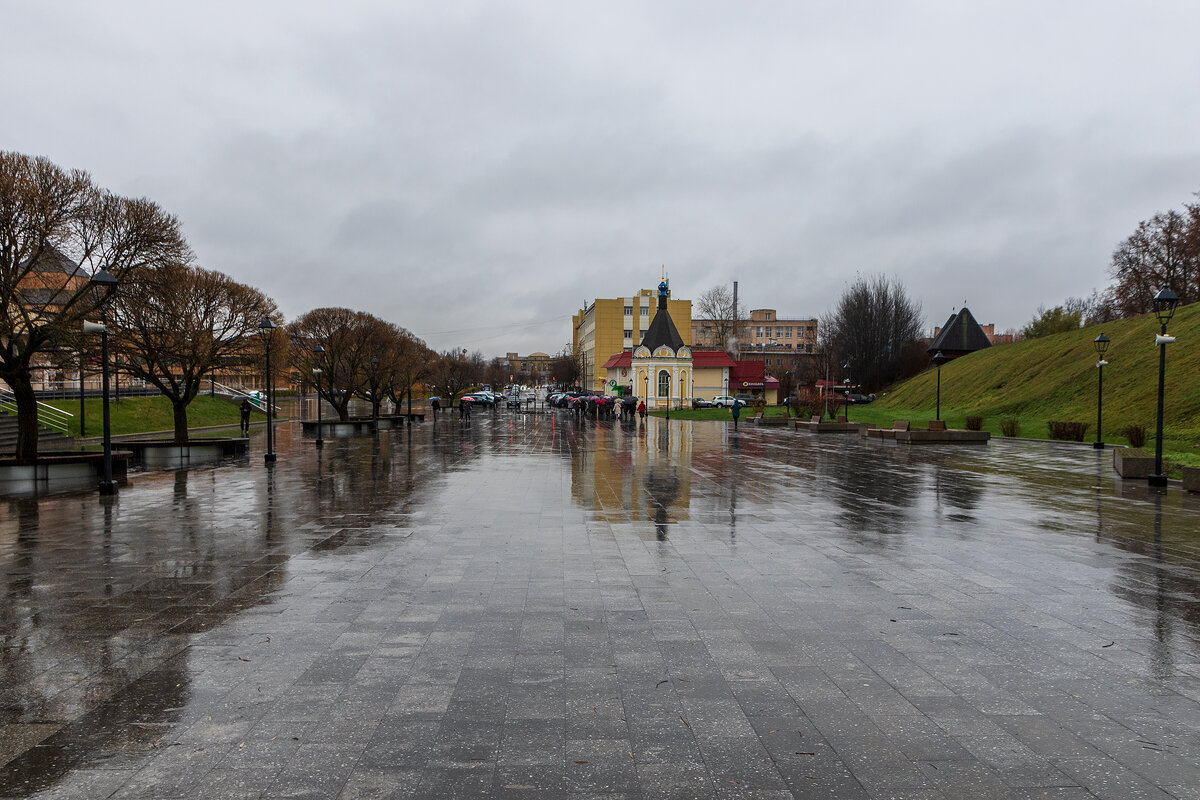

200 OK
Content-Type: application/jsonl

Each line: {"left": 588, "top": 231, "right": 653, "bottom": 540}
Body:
{"left": 210, "top": 380, "right": 281, "bottom": 413}
{"left": 0, "top": 390, "right": 73, "bottom": 436}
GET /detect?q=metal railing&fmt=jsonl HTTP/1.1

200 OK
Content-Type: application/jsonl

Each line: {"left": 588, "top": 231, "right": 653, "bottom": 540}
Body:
{"left": 0, "top": 390, "right": 74, "bottom": 436}
{"left": 210, "top": 381, "right": 281, "bottom": 413}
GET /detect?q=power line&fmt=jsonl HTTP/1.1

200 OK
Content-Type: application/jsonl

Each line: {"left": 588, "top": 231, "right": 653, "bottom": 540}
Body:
{"left": 416, "top": 314, "right": 572, "bottom": 338}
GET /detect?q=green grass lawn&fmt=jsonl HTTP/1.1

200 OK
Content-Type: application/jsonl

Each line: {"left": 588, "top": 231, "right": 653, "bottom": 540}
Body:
{"left": 43, "top": 395, "right": 252, "bottom": 439}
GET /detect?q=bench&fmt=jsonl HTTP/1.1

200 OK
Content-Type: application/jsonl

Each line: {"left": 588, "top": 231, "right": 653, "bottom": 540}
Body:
{"left": 928, "top": 420, "right": 947, "bottom": 432}
{"left": 893, "top": 420, "right": 910, "bottom": 431}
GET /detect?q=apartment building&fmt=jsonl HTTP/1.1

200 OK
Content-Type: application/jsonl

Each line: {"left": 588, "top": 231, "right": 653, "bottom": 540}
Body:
{"left": 692, "top": 308, "right": 818, "bottom": 354}
{"left": 501, "top": 352, "right": 552, "bottom": 383}
{"left": 573, "top": 287, "right": 692, "bottom": 394}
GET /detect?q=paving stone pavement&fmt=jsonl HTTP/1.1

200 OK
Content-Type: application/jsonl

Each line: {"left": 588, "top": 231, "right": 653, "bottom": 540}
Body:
{"left": 2, "top": 412, "right": 1200, "bottom": 799}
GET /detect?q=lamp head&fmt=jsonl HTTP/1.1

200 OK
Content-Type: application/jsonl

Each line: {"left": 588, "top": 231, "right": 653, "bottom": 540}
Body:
{"left": 1153, "top": 286, "right": 1179, "bottom": 326}
{"left": 257, "top": 317, "right": 276, "bottom": 336}
{"left": 88, "top": 268, "right": 118, "bottom": 306}
{"left": 1093, "top": 333, "right": 1110, "bottom": 357}
{"left": 931, "top": 350, "right": 948, "bottom": 368}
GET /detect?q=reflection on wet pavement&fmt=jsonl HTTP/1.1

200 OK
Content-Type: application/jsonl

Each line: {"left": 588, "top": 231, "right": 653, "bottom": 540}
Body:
{"left": 2, "top": 414, "right": 1199, "bottom": 798}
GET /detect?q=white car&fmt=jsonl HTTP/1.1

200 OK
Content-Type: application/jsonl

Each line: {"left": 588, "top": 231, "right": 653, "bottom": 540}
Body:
{"left": 711, "top": 395, "right": 737, "bottom": 407}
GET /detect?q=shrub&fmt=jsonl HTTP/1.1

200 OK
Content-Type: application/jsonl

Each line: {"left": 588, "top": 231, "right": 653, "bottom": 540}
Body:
{"left": 1122, "top": 424, "right": 1147, "bottom": 448}
{"left": 999, "top": 418, "right": 1020, "bottom": 437}
{"left": 965, "top": 416, "right": 983, "bottom": 431}
{"left": 1048, "top": 421, "right": 1089, "bottom": 441}
{"left": 790, "top": 402, "right": 819, "bottom": 419}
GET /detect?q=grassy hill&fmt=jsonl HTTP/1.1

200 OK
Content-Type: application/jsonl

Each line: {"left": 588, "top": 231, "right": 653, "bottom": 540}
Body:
{"left": 44, "top": 395, "right": 247, "bottom": 439}
{"left": 865, "top": 301, "right": 1200, "bottom": 469}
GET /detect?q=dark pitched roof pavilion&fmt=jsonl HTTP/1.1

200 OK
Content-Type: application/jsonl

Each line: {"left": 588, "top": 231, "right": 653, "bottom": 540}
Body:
{"left": 928, "top": 307, "right": 991, "bottom": 357}
{"left": 639, "top": 280, "right": 686, "bottom": 353}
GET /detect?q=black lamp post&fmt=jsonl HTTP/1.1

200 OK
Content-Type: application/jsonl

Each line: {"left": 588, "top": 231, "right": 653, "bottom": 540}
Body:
{"left": 932, "top": 351, "right": 947, "bottom": 421}
{"left": 313, "top": 344, "right": 325, "bottom": 448}
{"left": 842, "top": 361, "right": 851, "bottom": 421}
{"left": 258, "top": 317, "right": 276, "bottom": 464}
{"left": 370, "top": 356, "right": 379, "bottom": 429}
{"left": 1092, "top": 334, "right": 1110, "bottom": 449}
{"left": 1149, "top": 287, "right": 1179, "bottom": 487}
{"left": 87, "top": 269, "right": 119, "bottom": 495}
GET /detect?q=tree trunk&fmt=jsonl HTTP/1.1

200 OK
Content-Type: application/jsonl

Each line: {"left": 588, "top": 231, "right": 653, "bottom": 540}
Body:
{"left": 172, "top": 398, "right": 190, "bottom": 444}
{"left": 10, "top": 371, "right": 40, "bottom": 460}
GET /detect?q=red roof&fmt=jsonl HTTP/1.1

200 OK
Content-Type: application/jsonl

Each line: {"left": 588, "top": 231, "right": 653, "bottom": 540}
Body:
{"left": 602, "top": 350, "right": 735, "bottom": 369}
{"left": 730, "top": 360, "right": 764, "bottom": 382}
{"left": 692, "top": 350, "right": 736, "bottom": 368}
{"left": 601, "top": 351, "right": 631, "bottom": 369}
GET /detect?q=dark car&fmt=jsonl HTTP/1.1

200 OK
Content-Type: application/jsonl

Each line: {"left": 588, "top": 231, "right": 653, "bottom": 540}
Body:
{"left": 846, "top": 393, "right": 876, "bottom": 404}
{"left": 691, "top": 397, "right": 712, "bottom": 409}
{"left": 463, "top": 392, "right": 495, "bottom": 406}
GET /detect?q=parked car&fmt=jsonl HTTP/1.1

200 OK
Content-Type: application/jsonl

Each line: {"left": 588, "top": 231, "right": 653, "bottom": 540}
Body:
{"left": 846, "top": 393, "right": 876, "bottom": 405}
{"left": 711, "top": 395, "right": 736, "bottom": 407}
{"left": 464, "top": 392, "right": 495, "bottom": 406}
{"left": 734, "top": 393, "right": 755, "bottom": 405}
{"left": 691, "top": 397, "right": 712, "bottom": 409}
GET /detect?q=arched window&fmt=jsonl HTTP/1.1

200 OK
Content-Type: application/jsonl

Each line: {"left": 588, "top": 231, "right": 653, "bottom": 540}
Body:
{"left": 657, "top": 370, "right": 670, "bottom": 397}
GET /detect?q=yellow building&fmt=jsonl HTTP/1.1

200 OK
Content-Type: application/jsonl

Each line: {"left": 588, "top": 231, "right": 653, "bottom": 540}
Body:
{"left": 573, "top": 287, "right": 691, "bottom": 394}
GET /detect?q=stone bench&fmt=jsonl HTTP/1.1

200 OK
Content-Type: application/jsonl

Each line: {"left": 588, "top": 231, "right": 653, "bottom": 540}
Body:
{"left": 866, "top": 420, "right": 911, "bottom": 440}
{"left": 1113, "top": 448, "right": 1154, "bottom": 479}
{"left": 1182, "top": 466, "right": 1199, "bottom": 492}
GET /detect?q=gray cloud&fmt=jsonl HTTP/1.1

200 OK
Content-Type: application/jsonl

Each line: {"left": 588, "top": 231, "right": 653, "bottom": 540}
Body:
{"left": 3, "top": 1, "right": 1199, "bottom": 354}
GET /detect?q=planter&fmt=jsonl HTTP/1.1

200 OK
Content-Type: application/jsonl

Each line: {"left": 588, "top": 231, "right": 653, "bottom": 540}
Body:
{"left": 1184, "top": 467, "right": 1200, "bottom": 493}
{"left": 1113, "top": 448, "right": 1155, "bottom": 479}
{"left": 0, "top": 452, "right": 130, "bottom": 496}
{"left": 119, "top": 439, "right": 248, "bottom": 469}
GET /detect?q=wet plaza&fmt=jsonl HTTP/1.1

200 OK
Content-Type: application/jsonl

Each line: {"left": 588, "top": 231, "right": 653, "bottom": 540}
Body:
{"left": 2, "top": 413, "right": 1200, "bottom": 799}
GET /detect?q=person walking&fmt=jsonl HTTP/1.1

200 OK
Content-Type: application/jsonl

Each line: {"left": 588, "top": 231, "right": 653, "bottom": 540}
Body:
{"left": 637, "top": 400, "right": 646, "bottom": 421}
{"left": 430, "top": 396, "right": 441, "bottom": 420}
{"left": 239, "top": 398, "right": 252, "bottom": 435}
{"left": 731, "top": 398, "right": 743, "bottom": 429}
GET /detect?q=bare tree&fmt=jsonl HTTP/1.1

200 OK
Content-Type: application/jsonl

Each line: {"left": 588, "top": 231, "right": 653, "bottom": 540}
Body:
{"left": 821, "top": 275, "right": 924, "bottom": 392}
{"left": 694, "top": 284, "right": 746, "bottom": 354}
{"left": 1106, "top": 208, "right": 1199, "bottom": 317}
{"left": 110, "top": 264, "right": 278, "bottom": 443}
{"left": 289, "top": 308, "right": 379, "bottom": 421}
{"left": 386, "top": 327, "right": 434, "bottom": 417}
{"left": 483, "top": 357, "right": 508, "bottom": 389}
{"left": 428, "top": 349, "right": 480, "bottom": 404}
{"left": 549, "top": 341, "right": 583, "bottom": 389}
{"left": 0, "top": 151, "right": 189, "bottom": 458}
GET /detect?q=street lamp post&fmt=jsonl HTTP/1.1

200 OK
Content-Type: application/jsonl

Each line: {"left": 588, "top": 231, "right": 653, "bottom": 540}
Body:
{"left": 842, "top": 361, "right": 851, "bottom": 422}
{"left": 313, "top": 345, "right": 325, "bottom": 448}
{"left": 1092, "top": 334, "right": 1110, "bottom": 449}
{"left": 932, "top": 351, "right": 947, "bottom": 421}
{"left": 87, "top": 269, "right": 119, "bottom": 495}
{"left": 79, "top": 351, "right": 86, "bottom": 437}
{"left": 1149, "top": 287, "right": 1179, "bottom": 487}
{"left": 258, "top": 317, "right": 276, "bottom": 464}
{"left": 370, "top": 356, "right": 379, "bottom": 429}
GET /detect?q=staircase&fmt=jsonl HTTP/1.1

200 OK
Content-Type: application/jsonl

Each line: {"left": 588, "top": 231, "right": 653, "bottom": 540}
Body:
{"left": 0, "top": 414, "right": 76, "bottom": 454}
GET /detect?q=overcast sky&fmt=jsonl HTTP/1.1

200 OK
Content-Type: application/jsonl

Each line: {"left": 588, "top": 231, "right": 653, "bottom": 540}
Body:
{"left": 4, "top": 2, "right": 1199, "bottom": 355}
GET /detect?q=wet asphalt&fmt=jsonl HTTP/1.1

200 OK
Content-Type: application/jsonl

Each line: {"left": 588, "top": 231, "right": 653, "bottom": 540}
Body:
{"left": 2, "top": 410, "right": 1199, "bottom": 799}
